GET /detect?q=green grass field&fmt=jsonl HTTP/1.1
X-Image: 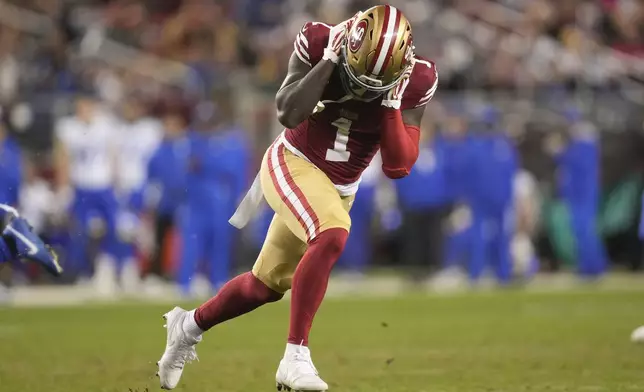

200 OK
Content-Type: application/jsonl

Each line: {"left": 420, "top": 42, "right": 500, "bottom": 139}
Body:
{"left": 1, "top": 290, "right": 643, "bottom": 392}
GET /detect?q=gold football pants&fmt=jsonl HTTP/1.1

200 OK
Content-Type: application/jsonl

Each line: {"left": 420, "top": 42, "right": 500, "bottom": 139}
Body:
{"left": 252, "top": 142, "right": 354, "bottom": 293}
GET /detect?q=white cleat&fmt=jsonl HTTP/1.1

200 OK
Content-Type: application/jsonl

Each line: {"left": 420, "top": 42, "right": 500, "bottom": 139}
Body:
{"left": 276, "top": 344, "right": 329, "bottom": 391}
{"left": 157, "top": 307, "right": 201, "bottom": 389}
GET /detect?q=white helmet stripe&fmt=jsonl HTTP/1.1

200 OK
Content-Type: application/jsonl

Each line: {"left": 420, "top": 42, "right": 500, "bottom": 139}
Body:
{"left": 371, "top": 6, "right": 397, "bottom": 75}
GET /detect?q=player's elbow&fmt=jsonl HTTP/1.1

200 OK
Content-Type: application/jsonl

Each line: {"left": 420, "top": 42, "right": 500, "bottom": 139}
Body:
{"left": 276, "top": 109, "right": 302, "bottom": 129}
{"left": 275, "top": 89, "right": 303, "bottom": 129}
{"left": 382, "top": 155, "right": 417, "bottom": 179}
{"left": 382, "top": 166, "right": 411, "bottom": 179}
{"left": 276, "top": 86, "right": 311, "bottom": 129}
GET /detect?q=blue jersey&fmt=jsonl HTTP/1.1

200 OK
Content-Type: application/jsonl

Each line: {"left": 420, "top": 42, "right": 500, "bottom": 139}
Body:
{"left": 467, "top": 132, "right": 517, "bottom": 212}
{"left": 185, "top": 129, "right": 250, "bottom": 214}
{"left": 556, "top": 134, "right": 599, "bottom": 207}
{"left": 147, "top": 137, "right": 190, "bottom": 215}
{"left": 0, "top": 138, "right": 22, "bottom": 205}
{"left": 395, "top": 140, "right": 449, "bottom": 209}
{"left": 56, "top": 114, "right": 117, "bottom": 191}
{"left": 441, "top": 133, "right": 474, "bottom": 203}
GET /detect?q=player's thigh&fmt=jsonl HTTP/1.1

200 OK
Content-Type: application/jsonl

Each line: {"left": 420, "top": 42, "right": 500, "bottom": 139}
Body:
{"left": 260, "top": 142, "right": 351, "bottom": 243}
{"left": 252, "top": 213, "right": 307, "bottom": 293}
{"left": 341, "top": 194, "right": 355, "bottom": 214}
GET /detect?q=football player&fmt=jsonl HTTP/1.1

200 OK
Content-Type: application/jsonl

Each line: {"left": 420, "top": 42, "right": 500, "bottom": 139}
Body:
{"left": 157, "top": 5, "right": 438, "bottom": 391}
{"left": 114, "top": 95, "right": 162, "bottom": 293}
{"left": 55, "top": 91, "right": 120, "bottom": 294}
{"left": 0, "top": 204, "right": 62, "bottom": 276}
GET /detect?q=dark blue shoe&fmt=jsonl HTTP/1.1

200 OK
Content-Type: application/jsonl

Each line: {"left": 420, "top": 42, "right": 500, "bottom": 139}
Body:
{"left": 3, "top": 216, "right": 63, "bottom": 277}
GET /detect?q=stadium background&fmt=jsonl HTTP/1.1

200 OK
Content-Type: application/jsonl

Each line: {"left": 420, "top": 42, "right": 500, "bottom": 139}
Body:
{"left": 0, "top": 0, "right": 642, "bottom": 294}
{"left": 0, "top": 2, "right": 643, "bottom": 392}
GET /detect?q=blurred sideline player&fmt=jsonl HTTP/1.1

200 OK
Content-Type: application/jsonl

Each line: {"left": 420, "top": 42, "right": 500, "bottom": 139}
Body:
{"left": 54, "top": 91, "right": 119, "bottom": 295}
{"left": 394, "top": 122, "right": 451, "bottom": 278}
{"left": 467, "top": 110, "right": 517, "bottom": 284}
{"left": 144, "top": 107, "right": 190, "bottom": 286}
{"left": 546, "top": 112, "right": 606, "bottom": 277}
{"left": 439, "top": 114, "right": 473, "bottom": 274}
{"left": 157, "top": 5, "right": 438, "bottom": 391}
{"left": 0, "top": 122, "right": 22, "bottom": 206}
{"left": 0, "top": 204, "right": 62, "bottom": 277}
{"left": 114, "top": 95, "right": 162, "bottom": 293}
{"left": 176, "top": 101, "right": 249, "bottom": 296}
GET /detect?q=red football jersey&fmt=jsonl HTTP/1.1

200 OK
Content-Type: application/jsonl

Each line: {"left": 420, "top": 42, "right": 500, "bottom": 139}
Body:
{"left": 285, "top": 21, "right": 438, "bottom": 195}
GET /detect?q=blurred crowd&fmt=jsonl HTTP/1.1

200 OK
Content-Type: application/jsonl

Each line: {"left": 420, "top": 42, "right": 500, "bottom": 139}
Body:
{"left": 0, "top": 0, "right": 643, "bottom": 296}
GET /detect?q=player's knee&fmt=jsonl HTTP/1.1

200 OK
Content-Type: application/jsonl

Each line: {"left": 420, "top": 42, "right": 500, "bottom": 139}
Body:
{"left": 250, "top": 273, "right": 284, "bottom": 303}
{"left": 251, "top": 269, "right": 290, "bottom": 297}
{"left": 314, "top": 227, "right": 349, "bottom": 259}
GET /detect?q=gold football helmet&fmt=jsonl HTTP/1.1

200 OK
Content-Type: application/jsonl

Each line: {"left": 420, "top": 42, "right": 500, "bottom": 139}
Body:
{"left": 340, "top": 5, "right": 414, "bottom": 101}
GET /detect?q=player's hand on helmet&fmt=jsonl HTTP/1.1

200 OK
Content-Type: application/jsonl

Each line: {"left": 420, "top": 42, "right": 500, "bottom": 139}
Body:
{"left": 381, "top": 60, "right": 415, "bottom": 110}
{"left": 323, "top": 12, "right": 361, "bottom": 64}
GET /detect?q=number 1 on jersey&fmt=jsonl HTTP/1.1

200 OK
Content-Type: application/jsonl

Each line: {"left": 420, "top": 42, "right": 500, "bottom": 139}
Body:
{"left": 326, "top": 117, "right": 352, "bottom": 162}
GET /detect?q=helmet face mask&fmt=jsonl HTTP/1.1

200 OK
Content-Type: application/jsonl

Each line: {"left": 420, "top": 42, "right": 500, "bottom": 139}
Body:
{"left": 338, "top": 5, "right": 414, "bottom": 101}
{"left": 339, "top": 47, "right": 390, "bottom": 101}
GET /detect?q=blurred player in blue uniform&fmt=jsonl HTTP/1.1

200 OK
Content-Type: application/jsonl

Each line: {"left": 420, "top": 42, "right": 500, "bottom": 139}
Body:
{"left": 145, "top": 107, "right": 190, "bottom": 283}
{"left": 467, "top": 108, "right": 517, "bottom": 284}
{"left": 54, "top": 91, "right": 120, "bottom": 294}
{"left": 177, "top": 102, "right": 249, "bottom": 296}
{"left": 394, "top": 124, "right": 451, "bottom": 277}
{"left": 439, "top": 113, "right": 473, "bottom": 273}
{"left": 548, "top": 110, "right": 606, "bottom": 277}
{"left": 0, "top": 124, "right": 22, "bottom": 206}
{"left": 114, "top": 96, "right": 162, "bottom": 292}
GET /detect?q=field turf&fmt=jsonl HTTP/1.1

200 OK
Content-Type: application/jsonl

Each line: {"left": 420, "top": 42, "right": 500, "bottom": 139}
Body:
{"left": 1, "top": 289, "right": 643, "bottom": 392}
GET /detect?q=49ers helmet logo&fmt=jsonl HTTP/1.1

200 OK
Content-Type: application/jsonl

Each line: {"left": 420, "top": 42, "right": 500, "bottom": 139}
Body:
{"left": 348, "top": 20, "right": 368, "bottom": 53}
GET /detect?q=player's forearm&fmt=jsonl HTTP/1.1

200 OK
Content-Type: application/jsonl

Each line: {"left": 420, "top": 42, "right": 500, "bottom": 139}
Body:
{"left": 276, "top": 60, "right": 336, "bottom": 129}
{"left": 380, "top": 109, "right": 420, "bottom": 179}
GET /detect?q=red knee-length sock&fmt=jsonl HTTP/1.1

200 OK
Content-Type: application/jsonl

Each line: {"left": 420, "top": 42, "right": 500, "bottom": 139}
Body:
{"left": 288, "top": 228, "right": 348, "bottom": 346}
{"left": 194, "top": 272, "right": 283, "bottom": 331}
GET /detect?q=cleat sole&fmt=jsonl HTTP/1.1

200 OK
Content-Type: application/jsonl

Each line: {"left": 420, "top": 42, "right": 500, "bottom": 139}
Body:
{"left": 277, "top": 382, "right": 327, "bottom": 391}
{"left": 276, "top": 383, "right": 325, "bottom": 392}
{"left": 276, "top": 385, "right": 296, "bottom": 392}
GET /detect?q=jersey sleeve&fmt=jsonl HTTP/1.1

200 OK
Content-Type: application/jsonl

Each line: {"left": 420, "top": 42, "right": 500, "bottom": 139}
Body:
{"left": 293, "top": 22, "right": 330, "bottom": 67}
{"left": 401, "top": 58, "right": 438, "bottom": 110}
